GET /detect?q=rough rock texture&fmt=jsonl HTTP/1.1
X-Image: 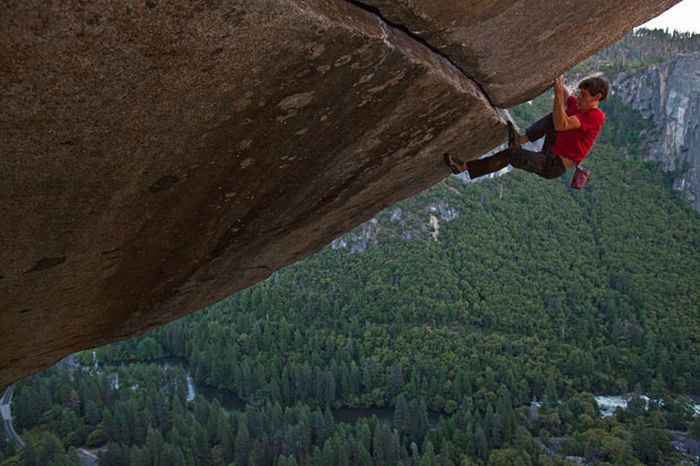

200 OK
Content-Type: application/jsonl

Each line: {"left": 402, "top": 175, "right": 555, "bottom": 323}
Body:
{"left": 614, "top": 53, "right": 700, "bottom": 212}
{"left": 356, "top": 0, "right": 681, "bottom": 107}
{"left": 0, "top": 0, "right": 681, "bottom": 387}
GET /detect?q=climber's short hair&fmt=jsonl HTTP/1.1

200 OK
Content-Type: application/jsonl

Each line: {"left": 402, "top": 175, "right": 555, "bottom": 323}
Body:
{"left": 578, "top": 76, "right": 609, "bottom": 101}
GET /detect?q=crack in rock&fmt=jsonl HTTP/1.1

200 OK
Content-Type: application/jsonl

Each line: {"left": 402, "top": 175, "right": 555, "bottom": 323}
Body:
{"left": 342, "top": 0, "right": 503, "bottom": 113}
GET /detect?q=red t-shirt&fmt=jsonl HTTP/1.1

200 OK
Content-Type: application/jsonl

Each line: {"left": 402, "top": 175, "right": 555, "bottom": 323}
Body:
{"left": 551, "top": 95, "right": 605, "bottom": 164}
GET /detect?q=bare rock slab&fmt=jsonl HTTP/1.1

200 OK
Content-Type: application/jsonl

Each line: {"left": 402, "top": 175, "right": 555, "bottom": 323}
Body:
{"left": 0, "top": 0, "right": 504, "bottom": 386}
{"left": 358, "top": 0, "right": 682, "bottom": 106}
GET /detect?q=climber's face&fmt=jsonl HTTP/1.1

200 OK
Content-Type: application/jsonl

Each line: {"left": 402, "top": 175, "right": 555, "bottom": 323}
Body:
{"left": 576, "top": 88, "right": 602, "bottom": 111}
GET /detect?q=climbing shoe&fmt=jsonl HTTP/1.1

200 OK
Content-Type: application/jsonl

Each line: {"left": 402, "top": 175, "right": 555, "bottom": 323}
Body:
{"left": 444, "top": 153, "right": 467, "bottom": 174}
{"left": 507, "top": 121, "right": 521, "bottom": 149}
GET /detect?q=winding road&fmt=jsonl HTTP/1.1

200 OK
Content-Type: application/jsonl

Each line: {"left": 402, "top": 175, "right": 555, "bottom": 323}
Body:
{"left": 2, "top": 384, "right": 98, "bottom": 464}
{"left": 77, "top": 447, "right": 98, "bottom": 466}
{"left": 1, "top": 384, "right": 25, "bottom": 448}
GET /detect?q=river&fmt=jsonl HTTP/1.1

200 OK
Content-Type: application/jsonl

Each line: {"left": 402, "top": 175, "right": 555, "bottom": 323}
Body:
{"left": 90, "top": 355, "right": 431, "bottom": 426}
{"left": 69, "top": 354, "right": 700, "bottom": 424}
{"left": 594, "top": 394, "right": 700, "bottom": 417}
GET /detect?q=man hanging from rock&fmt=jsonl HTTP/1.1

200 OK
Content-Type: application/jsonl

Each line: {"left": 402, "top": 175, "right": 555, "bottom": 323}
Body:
{"left": 444, "top": 75, "right": 609, "bottom": 180}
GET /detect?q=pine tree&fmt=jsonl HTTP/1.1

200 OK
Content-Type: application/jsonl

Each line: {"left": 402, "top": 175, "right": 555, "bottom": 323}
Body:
{"left": 322, "top": 438, "right": 335, "bottom": 465}
{"left": 394, "top": 393, "right": 409, "bottom": 436}
{"left": 373, "top": 424, "right": 387, "bottom": 465}
{"left": 235, "top": 421, "right": 251, "bottom": 466}
{"left": 419, "top": 441, "right": 437, "bottom": 466}
{"left": 474, "top": 426, "right": 489, "bottom": 461}
{"left": 439, "top": 441, "right": 455, "bottom": 466}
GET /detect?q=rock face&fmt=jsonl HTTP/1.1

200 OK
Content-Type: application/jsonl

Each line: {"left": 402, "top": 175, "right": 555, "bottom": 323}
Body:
{"left": 614, "top": 53, "right": 700, "bottom": 212}
{"left": 356, "top": 0, "right": 680, "bottom": 107}
{"left": 0, "top": 0, "right": 680, "bottom": 387}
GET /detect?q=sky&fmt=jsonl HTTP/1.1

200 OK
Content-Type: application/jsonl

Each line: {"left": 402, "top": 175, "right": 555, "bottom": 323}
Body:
{"left": 638, "top": 0, "right": 700, "bottom": 33}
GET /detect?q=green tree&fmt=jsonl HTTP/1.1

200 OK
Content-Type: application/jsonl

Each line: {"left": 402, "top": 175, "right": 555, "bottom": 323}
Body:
{"left": 136, "top": 337, "right": 164, "bottom": 360}
{"left": 235, "top": 421, "right": 251, "bottom": 466}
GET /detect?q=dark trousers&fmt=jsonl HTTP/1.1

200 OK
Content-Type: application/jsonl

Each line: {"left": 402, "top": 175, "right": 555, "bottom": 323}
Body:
{"left": 467, "top": 113, "right": 566, "bottom": 180}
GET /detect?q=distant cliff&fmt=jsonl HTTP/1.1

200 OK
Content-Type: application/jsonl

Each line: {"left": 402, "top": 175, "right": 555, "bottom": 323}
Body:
{"left": 614, "top": 53, "right": 700, "bottom": 211}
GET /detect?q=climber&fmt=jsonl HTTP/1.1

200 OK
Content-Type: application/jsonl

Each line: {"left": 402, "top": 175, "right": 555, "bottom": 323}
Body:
{"left": 444, "top": 75, "right": 609, "bottom": 180}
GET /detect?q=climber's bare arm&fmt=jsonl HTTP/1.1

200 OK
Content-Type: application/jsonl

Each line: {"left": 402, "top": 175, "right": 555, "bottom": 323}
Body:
{"left": 562, "top": 81, "right": 571, "bottom": 100}
{"left": 552, "top": 76, "right": 581, "bottom": 132}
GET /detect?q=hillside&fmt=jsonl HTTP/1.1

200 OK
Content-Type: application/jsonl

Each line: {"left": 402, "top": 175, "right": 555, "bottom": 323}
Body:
{"left": 571, "top": 28, "right": 700, "bottom": 76}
